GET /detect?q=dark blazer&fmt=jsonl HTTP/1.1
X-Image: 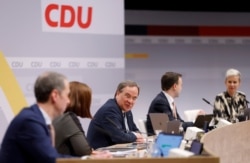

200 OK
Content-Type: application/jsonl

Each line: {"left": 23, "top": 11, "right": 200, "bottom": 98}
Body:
{"left": 0, "top": 104, "right": 72, "bottom": 163}
{"left": 146, "top": 92, "right": 192, "bottom": 136}
{"left": 87, "top": 99, "right": 140, "bottom": 149}
{"left": 53, "top": 112, "right": 92, "bottom": 156}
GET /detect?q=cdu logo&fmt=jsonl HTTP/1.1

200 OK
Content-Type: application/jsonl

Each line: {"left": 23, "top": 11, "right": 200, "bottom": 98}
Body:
{"left": 44, "top": 4, "right": 92, "bottom": 29}
{"left": 11, "top": 61, "right": 23, "bottom": 68}
{"left": 41, "top": 0, "right": 93, "bottom": 33}
{"left": 41, "top": 0, "right": 123, "bottom": 35}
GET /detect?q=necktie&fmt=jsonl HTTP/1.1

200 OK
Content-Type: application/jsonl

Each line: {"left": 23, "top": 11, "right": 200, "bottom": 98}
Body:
{"left": 48, "top": 124, "right": 55, "bottom": 147}
{"left": 172, "top": 102, "right": 177, "bottom": 119}
{"left": 123, "top": 113, "right": 129, "bottom": 132}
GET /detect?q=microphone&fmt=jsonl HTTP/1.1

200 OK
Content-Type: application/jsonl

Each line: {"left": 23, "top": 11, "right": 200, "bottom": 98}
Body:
{"left": 202, "top": 98, "right": 221, "bottom": 118}
{"left": 202, "top": 98, "right": 213, "bottom": 107}
{"left": 202, "top": 98, "right": 221, "bottom": 117}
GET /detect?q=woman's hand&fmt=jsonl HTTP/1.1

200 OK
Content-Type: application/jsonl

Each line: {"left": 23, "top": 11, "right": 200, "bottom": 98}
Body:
{"left": 90, "top": 150, "right": 113, "bottom": 159}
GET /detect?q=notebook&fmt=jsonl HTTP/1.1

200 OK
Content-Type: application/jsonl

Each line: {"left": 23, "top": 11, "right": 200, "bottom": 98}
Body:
{"left": 149, "top": 113, "right": 169, "bottom": 132}
{"left": 155, "top": 132, "right": 183, "bottom": 157}
{"left": 163, "top": 120, "right": 181, "bottom": 134}
{"left": 193, "top": 114, "right": 213, "bottom": 129}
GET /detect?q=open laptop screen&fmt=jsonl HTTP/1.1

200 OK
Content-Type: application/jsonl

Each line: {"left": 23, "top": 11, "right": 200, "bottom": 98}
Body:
{"left": 149, "top": 113, "right": 169, "bottom": 131}
{"left": 163, "top": 120, "right": 181, "bottom": 134}
{"left": 155, "top": 132, "right": 183, "bottom": 157}
{"left": 194, "top": 114, "right": 213, "bottom": 129}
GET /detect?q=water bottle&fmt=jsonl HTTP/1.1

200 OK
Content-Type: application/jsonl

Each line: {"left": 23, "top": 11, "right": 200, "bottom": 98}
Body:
{"left": 150, "top": 142, "right": 161, "bottom": 157}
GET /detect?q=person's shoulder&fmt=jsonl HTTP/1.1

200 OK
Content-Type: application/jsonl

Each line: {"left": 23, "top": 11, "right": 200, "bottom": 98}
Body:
{"left": 54, "top": 112, "right": 81, "bottom": 132}
{"left": 156, "top": 92, "right": 168, "bottom": 101}
{"left": 237, "top": 91, "right": 246, "bottom": 96}
{"left": 151, "top": 92, "right": 164, "bottom": 100}
{"left": 67, "top": 111, "right": 81, "bottom": 122}
{"left": 54, "top": 112, "right": 75, "bottom": 124}
{"left": 99, "top": 98, "right": 114, "bottom": 107}
{"left": 106, "top": 98, "right": 115, "bottom": 103}
{"left": 17, "top": 105, "right": 41, "bottom": 119}
{"left": 103, "top": 98, "right": 118, "bottom": 108}
{"left": 216, "top": 92, "right": 225, "bottom": 97}
{"left": 67, "top": 111, "right": 77, "bottom": 117}
{"left": 11, "top": 105, "right": 46, "bottom": 129}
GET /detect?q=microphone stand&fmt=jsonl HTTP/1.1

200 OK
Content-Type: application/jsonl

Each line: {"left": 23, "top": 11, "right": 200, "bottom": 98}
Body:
{"left": 202, "top": 98, "right": 217, "bottom": 130}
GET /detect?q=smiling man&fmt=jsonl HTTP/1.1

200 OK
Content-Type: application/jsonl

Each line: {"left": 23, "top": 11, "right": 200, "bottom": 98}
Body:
{"left": 87, "top": 80, "right": 144, "bottom": 149}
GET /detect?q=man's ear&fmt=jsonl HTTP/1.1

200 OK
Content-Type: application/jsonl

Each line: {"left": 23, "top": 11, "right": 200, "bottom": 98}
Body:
{"left": 50, "top": 89, "right": 59, "bottom": 103}
{"left": 173, "top": 83, "right": 177, "bottom": 90}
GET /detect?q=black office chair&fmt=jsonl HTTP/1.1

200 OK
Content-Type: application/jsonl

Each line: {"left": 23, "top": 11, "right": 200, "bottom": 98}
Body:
{"left": 244, "top": 108, "right": 250, "bottom": 121}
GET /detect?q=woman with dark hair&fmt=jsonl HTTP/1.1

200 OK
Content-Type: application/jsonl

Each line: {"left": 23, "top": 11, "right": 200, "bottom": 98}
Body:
{"left": 53, "top": 81, "right": 111, "bottom": 158}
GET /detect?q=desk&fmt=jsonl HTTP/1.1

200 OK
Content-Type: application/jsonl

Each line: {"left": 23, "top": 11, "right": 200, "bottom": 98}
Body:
{"left": 96, "top": 142, "right": 147, "bottom": 158}
{"left": 201, "top": 120, "right": 250, "bottom": 163}
{"left": 57, "top": 157, "right": 219, "bottom": 163}
{"left": 57, "top": 137, "right": 219, "bottom": 163}
{"left": 96, "top": 136, "right": 155, "bottom": 152}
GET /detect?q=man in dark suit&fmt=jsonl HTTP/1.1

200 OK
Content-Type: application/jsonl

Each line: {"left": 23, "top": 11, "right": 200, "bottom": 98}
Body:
{"left": 87, "top": 80, "right": 144, "bottom": 149}
{"left": 0, "top": 71, "right": 73, "bottom": 163}
{"left": 146, "top": 72, "right": 194, "bottom": 136}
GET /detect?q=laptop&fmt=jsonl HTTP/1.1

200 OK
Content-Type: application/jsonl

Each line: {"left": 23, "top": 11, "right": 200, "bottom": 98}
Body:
{"left": 149, "top": 113, "right": 169, "bottom": 132}
{"left": 163, "top": 120, "right": 181, "bottom": 134}
{"left": 155, "top": 132, "right": 183, "bottom": 157}
{"left": 193, "top": 114, "right": 213, "bottom": 130}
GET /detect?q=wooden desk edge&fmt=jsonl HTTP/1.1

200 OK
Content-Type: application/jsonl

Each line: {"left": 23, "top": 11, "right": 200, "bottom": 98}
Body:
{"left": 57, "top": 156, "right": 219, "bottom": 163}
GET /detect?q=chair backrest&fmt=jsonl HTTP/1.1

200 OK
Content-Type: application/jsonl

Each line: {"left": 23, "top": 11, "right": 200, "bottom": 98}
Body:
{"left": 244, "top": 108, "right": 250, "bottom": 120}
{"left": 137, "top": 119, "right": 147, "bottom": 134}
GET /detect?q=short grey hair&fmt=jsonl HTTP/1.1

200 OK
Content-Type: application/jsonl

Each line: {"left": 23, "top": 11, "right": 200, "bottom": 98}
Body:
{"left": 114, "top": 80, "right": 140, "bottom": 97}
{"left": 34, "top": 71, "right": 67, "bottom": 102}
{"left": 225, "top": 68, "right": 241, "bottom": 79}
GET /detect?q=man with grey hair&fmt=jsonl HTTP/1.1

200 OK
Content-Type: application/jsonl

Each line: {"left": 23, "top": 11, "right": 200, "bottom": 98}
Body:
{"left": 213, "top": 68, "right": 248, "bottom": 123}
{"left": 0, "top": 71, "right": 73, "bottom": 163}
{"left": 87, "top": 80, "right": 144, "bottom": 149}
